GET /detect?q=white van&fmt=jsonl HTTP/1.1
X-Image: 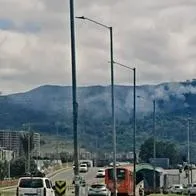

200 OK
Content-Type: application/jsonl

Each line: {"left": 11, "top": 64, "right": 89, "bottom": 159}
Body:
{"left": 16, "top": 177, "right": 55, "bottom": 196}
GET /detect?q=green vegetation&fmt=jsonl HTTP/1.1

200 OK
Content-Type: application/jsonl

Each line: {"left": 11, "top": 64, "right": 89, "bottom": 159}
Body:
{"left": 150, "top": 194, "right": 181, "bottom": 196}
{"left": 139, "top": 137, "right": 180, "bottom": 165}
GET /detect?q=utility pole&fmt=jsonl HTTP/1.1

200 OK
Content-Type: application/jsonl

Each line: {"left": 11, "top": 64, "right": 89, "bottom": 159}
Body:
{"left": 153, "top": 100, "right": 156, "bottom": 193}
{"left": 27, "top": 127, "right": 31, "bottom": 173}
{"left": 133, "top": 68, "right": 136, "bottom": 196}
{"left": 8, "top": 132, "right": 11, "bottom": 178}
{"left": 56, "top": 123, "right": 59, "bottom": 161}
{"left": 69, "top": 0, "right": 79, "bottom": 195}
{"left": 187, "top": 118, "right": 190, "bottom": 184}
{"left": 109, "top": 27, "right": 117, "bottom": 196}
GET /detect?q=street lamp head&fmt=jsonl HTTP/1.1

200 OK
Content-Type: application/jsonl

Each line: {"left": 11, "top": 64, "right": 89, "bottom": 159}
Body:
{"left": 75, "top": 16, "right": 86, "bottom": 20}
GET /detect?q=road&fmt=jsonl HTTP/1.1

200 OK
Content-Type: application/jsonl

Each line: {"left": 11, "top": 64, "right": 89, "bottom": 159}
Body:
{"left": 50, "top": 167, "right": 103, "bottom": 196}
{"left": 50, "top": 167, "right": 102, "bottom": 185}
{"left": 0, "top": 167, "right": 101, "bottom": 196}
{"left": 3, "top": 167, "right": 196, "bottom": 196}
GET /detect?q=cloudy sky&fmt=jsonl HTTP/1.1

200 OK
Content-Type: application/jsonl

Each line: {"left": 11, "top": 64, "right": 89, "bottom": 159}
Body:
{"left": 0, "top": 0, "right": 196, "bottom": 94}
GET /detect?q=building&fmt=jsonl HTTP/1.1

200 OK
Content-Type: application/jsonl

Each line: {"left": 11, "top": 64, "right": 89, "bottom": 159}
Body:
{"left": 32, "top": 133, "right": 41, "bottom": 157}
{"left": 0, "top": 130, "right": 41, "bottom": 157}
{"left": 0, "top": 131, "right": 20, "bottom": 154}
{"left": 0, "top": 148, "right": 14, "bottom": 162}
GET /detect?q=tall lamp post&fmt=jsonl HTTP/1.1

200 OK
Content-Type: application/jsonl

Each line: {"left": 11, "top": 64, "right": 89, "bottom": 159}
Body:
{"left": 69, "top": 1, "right": 79, "bottom": 196}
{"left": 112, "top": 61, "right": 136, "bottom": 196}
{"left": 187, "top": 117, "right": 190, "bottom": 184}
{"left": 153, "top": 100, "right": 156, "bottom": 193}
{"left": 76, "top": 16, "right": 117, "bottom": 196}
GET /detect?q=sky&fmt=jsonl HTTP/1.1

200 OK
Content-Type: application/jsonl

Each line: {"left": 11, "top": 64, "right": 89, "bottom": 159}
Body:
{"left": 0, "top": 0, "right": 196, "bottom": 94}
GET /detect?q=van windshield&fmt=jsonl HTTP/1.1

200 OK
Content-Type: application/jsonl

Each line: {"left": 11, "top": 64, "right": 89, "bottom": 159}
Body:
{"left": 19, "top": 179, "right": 43, "bottom": 188}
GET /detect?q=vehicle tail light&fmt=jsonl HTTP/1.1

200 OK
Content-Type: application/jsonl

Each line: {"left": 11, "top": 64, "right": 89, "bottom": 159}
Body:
{"left": 44, "top": 188, "right": 46, "bottom": 196}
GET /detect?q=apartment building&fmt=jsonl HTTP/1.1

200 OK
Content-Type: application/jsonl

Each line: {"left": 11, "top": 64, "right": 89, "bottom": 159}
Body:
{"left": 0, "top": 130, "right": 40, "bottom": 157}
{"left": 0, "top": 148, "right": 14, "bottom": 161}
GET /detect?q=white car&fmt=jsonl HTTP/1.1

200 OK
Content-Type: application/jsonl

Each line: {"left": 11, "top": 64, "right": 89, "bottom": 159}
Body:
{"left": 79, "top": 164, "right": 88, "bottom": 172}
{"left": 169, "top": 184, "right": 184, "bottom": 194}
{"left": 109, "top": 162, "right": 120, "bottom": 167}
{"left": 186, "top": 183, "right": 196, "bottom": 195}
{"left": 88, "top": 183, "right": 111, "bottom": 196}
{"left": 16, "top": 177, "right": 55, "bottom": 196}
{"left": 96, "top": 169, "right": 105, "bottom": 178}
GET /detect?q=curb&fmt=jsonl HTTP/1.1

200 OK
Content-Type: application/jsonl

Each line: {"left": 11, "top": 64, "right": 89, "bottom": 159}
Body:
{"left": 46, "top": 167, "right": 71, "bottom": 178}
{"left": 0, "top": 185, "right": 16, "bottom": 192}
{"left": 0, "top": 167, "right": 71, "bottom": 191}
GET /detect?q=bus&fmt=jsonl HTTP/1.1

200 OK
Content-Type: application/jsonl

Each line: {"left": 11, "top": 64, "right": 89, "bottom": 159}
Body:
{"left": 105, "top": 165, "right": 133, "bottom": 195}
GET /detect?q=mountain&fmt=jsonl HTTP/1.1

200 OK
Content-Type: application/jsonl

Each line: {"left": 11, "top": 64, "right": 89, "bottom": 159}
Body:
{"left": 1, "top": 79, "right": 196, "bottom": 154}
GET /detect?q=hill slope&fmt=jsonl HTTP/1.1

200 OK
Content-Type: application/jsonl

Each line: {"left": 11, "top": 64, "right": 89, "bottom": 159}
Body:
{"left": 1, "top": 80, "right": 196, "bottom": 154}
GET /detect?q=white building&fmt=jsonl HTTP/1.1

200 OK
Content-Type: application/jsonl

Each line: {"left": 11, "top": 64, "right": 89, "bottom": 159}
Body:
{"left": 0, "top": 148, "right": 14, "bottom": 162}
{"left": 0, "top": 130, "right": 41, "bottom": 157}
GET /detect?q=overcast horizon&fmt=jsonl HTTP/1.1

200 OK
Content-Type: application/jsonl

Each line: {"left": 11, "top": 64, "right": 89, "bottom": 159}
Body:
{"left": 0, "top": 0, "right": 196, "bottom": 94}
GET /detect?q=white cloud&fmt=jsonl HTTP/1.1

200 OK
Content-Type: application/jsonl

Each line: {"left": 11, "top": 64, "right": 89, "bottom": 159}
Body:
{"left": 0, "top": 0, "right": 196, "bottom": 94}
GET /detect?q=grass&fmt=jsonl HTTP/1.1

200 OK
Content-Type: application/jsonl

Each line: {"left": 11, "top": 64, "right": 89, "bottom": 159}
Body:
{"left": 150, "top": 194, "right": 184, "bottom": 196}
{"left": 40, "top": 133, "right": 73, "bottom": 154}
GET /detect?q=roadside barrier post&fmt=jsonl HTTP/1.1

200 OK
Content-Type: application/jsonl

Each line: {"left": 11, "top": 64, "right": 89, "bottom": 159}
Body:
{"left": 55, "top": 181, "right": 66, "bottom": 196}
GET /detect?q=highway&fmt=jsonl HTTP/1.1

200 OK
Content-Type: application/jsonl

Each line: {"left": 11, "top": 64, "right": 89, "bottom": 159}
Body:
{"left": 50, "top": 167, "right": 103, "bottom": 196}
{"left": 50, "top": 167, "right": 103, "bottom": 185}
{"left": 2, "top": 167, "right": 196, "bottom": 196}
{"left": 0, "top": 167, "right": 101, "bottom": 196}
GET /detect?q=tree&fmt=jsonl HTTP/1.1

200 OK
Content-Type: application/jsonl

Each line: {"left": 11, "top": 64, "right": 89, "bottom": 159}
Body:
{"left": 139, "top": 137, "right": 180, "bottom": 165}
{"left": 0, "top": 161, "right": 8, "bottom": 180}
{"left": 10, "top": 157, "right": 26, "bottom": 177}
{"left": 139, "top": 137, "right": 154, "bottom": 163}
{"left": 20, "top": 131, "right": 35, "bottom": 172}
{"left": 20, "top": 131, "right": 35, "bottom": 157}
{"left": 10, "top": 157, "right": 37, "bottom": 177}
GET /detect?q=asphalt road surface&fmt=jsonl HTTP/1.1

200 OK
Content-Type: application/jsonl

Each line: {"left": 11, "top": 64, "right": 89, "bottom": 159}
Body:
{"left": 50, "top": 167, "right": 103, "bottom": 196}
{"left": 50, "top": 167, "right": 103, "bottom": 185}
{"left": 3, "top": 167, "right": 196, "bottom": 196}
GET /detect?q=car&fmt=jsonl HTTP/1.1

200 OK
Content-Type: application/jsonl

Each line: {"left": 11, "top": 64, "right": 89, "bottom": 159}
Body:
{"left": 96, "top": 169, "right": 105, "bottom": 178}
{"left": 109, "top": 162, "right": 120, "bottom": 167}
{"left": 169, "top": 184, "right": 184, "bottom": 194}
{"left": 79, "top": 163, "right": 88, "bottom": 172}
{"left": 185, "top": 183, "right": 196, "bottom": 195}
{"left": 183, "top": 184, "right": 192, "bottom": 195}
{"left": 16, "top": 177, "right": 55, "bottom": 196}
{"left": 88, "top": 183, "right": 111, "bottom": 196}
{"left": 191, "top": 164, "right": 196, "bottom": 169}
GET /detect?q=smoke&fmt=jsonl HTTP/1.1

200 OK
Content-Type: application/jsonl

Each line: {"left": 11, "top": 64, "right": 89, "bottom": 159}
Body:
{"left": 124, "top": 81, "right": 196, "bottom": 115}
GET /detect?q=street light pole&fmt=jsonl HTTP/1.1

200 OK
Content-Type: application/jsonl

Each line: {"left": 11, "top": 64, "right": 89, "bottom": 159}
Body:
{"left": 112, "top": 61, "right": 136, "bottom": 196}
{"left": 109, "top": 27, "right": 117, "bottom": 196}
{"left": 153, "top": 100, "right": 156, "bottom": 193}
{"left": 187, "top": 118, "right": 190, "bottom": 184}
{"left": 76, "top": 16, "right": 117, "bottom": 196}
{"left": 133, "top": 68, "right": 136, "bottom": 196}
{"left": 69, "top": 1, "right": 79, "bottom": 196}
